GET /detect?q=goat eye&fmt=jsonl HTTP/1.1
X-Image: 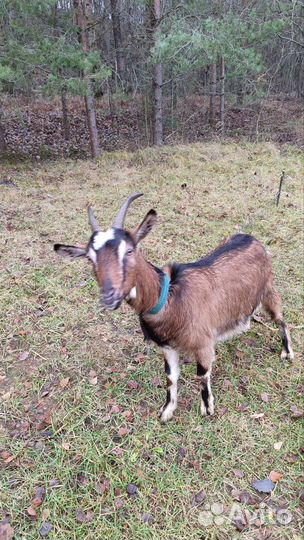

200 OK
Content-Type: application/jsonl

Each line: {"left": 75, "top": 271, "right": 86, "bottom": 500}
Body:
{"left": 126, "top": 248, "right": 133, "bottom": 256}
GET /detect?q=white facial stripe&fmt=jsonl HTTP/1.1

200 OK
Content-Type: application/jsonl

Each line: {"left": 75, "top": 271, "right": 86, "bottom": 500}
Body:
{"left": 88, "top": 247, "right": 97, "bottom": 264}
{"left": 118, "top": 240, "right": 127, "bottom": 265}
{"left": 93, "top": 229, "right": 114, "bottom": 251}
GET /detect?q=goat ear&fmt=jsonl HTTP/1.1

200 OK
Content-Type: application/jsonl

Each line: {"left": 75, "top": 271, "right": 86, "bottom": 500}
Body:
{"left": 132, "top": 209, "right": 157, "bottom": 245}
{"left": 54, "top": 244, "right": 86, "bottom": 259}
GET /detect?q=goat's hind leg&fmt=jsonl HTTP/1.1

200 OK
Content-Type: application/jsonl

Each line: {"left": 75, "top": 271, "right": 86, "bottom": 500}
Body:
{"left": 262, "top": 285, "right": 294, "bottom": 360}
{"left": 159, "top": 347, "right": 180, "bottom": 422}
{"left": 195, "top": 346, "right": 215, "bottom": 416}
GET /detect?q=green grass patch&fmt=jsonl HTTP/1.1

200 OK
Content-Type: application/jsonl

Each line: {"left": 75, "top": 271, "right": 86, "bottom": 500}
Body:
{"left": 0, "top": 142, "right": 303, "bottom": 539}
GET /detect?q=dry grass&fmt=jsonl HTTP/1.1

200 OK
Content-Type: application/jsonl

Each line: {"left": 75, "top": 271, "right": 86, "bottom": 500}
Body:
{"left": 0, "top": 142, "right": 303, "bottom": 540}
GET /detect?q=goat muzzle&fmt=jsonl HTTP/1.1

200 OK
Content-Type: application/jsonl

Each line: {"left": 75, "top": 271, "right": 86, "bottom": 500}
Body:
{"left": 102, "top": 287, "right": 123, "bottom": 310}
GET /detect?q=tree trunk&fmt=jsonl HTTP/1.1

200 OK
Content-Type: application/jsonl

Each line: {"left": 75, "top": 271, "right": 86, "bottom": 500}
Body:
{"left": 209, "top": 63, "right": 217, "bottom": 127}
{"left": 0, "top": 108, "right": 7, "bottom": 154}
{"left": 219, "top": 56, "right": 225, "bottom": 135}
{"left": 110, "top": 0, "right": 125, "bottom": 84}
{"left": 73, "top": 0, "right": 101, "bottom": 157}
{"left": 61, "top": 90, "right": 70, "bottom": 140}
{"left": 149, "top": 0, "right": 163, "bottom": 146}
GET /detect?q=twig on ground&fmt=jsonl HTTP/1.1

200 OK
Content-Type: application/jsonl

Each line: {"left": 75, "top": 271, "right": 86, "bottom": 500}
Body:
{"left": 252, "top": 315, "right": 278, "bottom": 333}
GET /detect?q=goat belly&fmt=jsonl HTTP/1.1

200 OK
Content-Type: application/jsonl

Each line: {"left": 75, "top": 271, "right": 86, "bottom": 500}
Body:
{"left": 216, "top": 317, "right": 251, "bottom": 342}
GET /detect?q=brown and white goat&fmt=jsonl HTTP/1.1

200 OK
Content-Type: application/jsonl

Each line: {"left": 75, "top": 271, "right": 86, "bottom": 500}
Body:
{"left": 54, "top": 193, "right": 294, "bottom": 422}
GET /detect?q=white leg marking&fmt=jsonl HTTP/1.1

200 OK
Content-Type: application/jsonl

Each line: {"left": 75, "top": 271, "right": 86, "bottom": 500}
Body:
{"left": 160, "top": 347, "right": 180, "bottom": 423}
{"left": 281, "top": 326, "right": 294, "bottom": 360}
{"left": 200, "top": 369, "right": 214, "bottom": 417}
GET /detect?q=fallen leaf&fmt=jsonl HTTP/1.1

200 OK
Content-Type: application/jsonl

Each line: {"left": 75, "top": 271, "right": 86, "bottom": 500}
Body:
{"left": 127, "top": 483, "right": 138, "bottom": 496}
{"left": 62, "top": 442, "right": 70, "bottom": 451}
{"left": 0, "top": 521, "right": 13, "bottom": 540}
{"left": 290, "top": 405, "right": 304, "bottom": 418}
{"left": 110, "top": 405, "right": 120, "bottom": 413}
{"left": 49, "top": 478, "right": 60, "bottom": 488}
{"left": 142, "top": 513, "right": 154, "bottom": 524}
{"left": 41, "top": 509, "right": 50, "bottom": 521}
{"left": 94, "top": 479, "right": 110, "bottom": 494}
{"left": 218, "top": 406, "right": 228, "bottom": 417}
{"left": 127, "top": 380, "right": 139, "bottom": 390}
{"left": 192, "top": 489, "right": 206, "bottom": 506}
{"left": 261, "top": 392, "right": 269, "bottom": 402}
{"left": 250, "top": 412, "right": 264, "bottom": 419}
{"left": 1, "top": 451, "right": 14, "bottom": 464}
{"left": 274, "top": 441, "right": 283, "bottom": 451}
{"left": 101, "top": 414, "right": 111, "bottom": 422}
{"left": 111, "top": 447, "right": 124, "bottom": 456}
{"left": 233, "top": 518, "right": 246, "bottom": 531}
{"left": 77, "top": 473, "right": 89, "bottom": 486}
{"left": 75, "top": 508, "right": 94, "bottom": 523}
{"left": 152, "top": 377, "right": 162, "bottom": 387}
{"left": 285, "top": 453, "right": 299, "bottom": 463}
{"left": 236, "top": 349, "right": 245, "bottom": 359}
{"left": 18, "top": 351, "right": 29, "bottom": 362}
{"left": 269, "top": 471, "right": 283, "bottom": 483}
{"left": 59, "top": 377, "right": 70, "bottom": 389}
{"left": 118, "top": 427, "right": 130, "bottom": 437}
{"left": 252, "top": 478, "right": 275, "bottom": 493}
{"left": 1, "top": 392, "right": 11, "bottom": 401}
{"left": 114, "top": 498, "right": 125, "bottom": 510}
{"left": 26, "top": 506, "right": 38, "bottom": 520}
{"left": 39, "top": 522, "right": 53, "bottom": 537}
{"left": 231, "top": 488, "right": 243, "bottom": 501}
{"left": 176, "top": 447, "right": 186, "bottom": 463}
{"left": 231, "top": 489, "right": 256, "bottom": 504}
{"left": 233, "top": 469, "right": 244, "bottom": 478}
{"left": 123, "top": 410, "right": 134, "bottom": 422}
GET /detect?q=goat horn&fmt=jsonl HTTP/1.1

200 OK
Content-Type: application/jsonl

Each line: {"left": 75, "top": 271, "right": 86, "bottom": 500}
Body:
{"left": 88, "top": 206, "right": 101, "bottom": 232}
{"left": 112, "top": 193, "right": 143, "bottom": 229}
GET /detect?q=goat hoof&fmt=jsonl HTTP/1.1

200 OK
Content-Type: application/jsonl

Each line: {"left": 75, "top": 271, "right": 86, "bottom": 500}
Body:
{"left": 160, "top": 406, "right": 174, "bottom": 423}
{"left": 281, "top": 349, "right": 294, "bottom": 360}
{"left": 200, "top": 403, "right": 208, "bottom": 417}
{"left": 200, "top": 403, "right": 214, "bottom": 417}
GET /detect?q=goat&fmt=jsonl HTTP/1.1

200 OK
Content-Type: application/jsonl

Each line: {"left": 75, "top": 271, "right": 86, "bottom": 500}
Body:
{"left": 54, "top": 193, "right": 294, "bottom": 422}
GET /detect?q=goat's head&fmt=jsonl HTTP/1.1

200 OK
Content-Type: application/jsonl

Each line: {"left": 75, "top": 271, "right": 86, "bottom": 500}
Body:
{"left": 54, "top": 194, "right": 157, "bottom": 310}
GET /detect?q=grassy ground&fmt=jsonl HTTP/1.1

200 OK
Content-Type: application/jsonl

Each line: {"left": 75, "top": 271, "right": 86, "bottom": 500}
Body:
{"left": 0, "top": 142, "right": 303, "bottom": 540}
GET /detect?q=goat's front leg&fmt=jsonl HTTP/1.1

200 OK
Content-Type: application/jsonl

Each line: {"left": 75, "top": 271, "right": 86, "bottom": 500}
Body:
{"left": 159, "top": 346, "right": 180, "bottom": 422}
{"left": 195, "top": 346, "right": 215, "bottom": 416}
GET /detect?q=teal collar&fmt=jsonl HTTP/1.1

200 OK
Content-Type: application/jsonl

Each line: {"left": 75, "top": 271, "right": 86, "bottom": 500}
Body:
{"left": 148, "top": 273, "right": 171, "bottom": 315}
